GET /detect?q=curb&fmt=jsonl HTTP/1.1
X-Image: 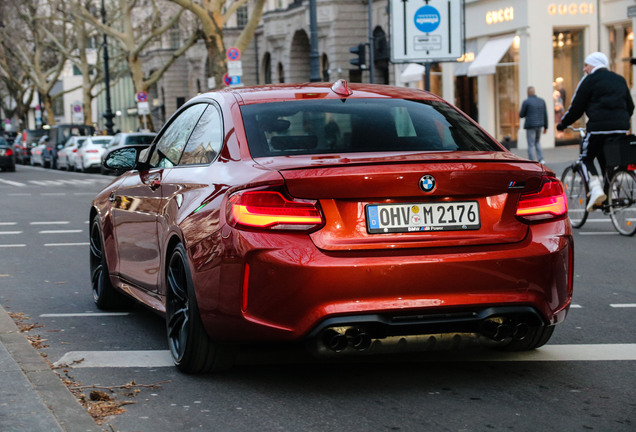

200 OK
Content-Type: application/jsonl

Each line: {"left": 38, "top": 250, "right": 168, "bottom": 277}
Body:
{"left": 0, "top": 304, "right": 98, "bottom": 432}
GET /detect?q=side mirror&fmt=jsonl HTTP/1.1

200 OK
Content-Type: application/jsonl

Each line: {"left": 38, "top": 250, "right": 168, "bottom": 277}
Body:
{"left": 103, "top": 147, "right": 140, "bottom": 172}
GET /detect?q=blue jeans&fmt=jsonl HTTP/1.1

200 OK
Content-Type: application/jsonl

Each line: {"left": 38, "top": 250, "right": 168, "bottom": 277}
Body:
{"left": 526, "top": 128, "right": 544, "bottom": 162}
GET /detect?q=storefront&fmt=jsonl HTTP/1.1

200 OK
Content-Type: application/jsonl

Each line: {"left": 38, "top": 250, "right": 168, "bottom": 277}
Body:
{"left": 441, "top": 0, "right": 636, "bottom": 150}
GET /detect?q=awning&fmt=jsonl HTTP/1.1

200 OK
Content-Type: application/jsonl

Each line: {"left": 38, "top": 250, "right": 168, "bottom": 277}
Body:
{"left": 467, "top": 35, "right": 515, "bottom": 77}
{"left": 454, "top": 61, "right": 471, "bottom": 77}
{"left": 400, "top": 63, "right": 425, "bottom": 82}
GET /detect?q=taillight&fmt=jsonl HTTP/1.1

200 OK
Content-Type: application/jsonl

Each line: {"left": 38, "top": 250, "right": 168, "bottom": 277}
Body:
{"left": 227, "top": 190, "right": 324, "bottom": 231}
{"left": 516, "top": 177, "right": 567, "bottom": 222}
{"left": 5, "top": 148, "right": 13, "bottom": 156}
{"left": 86, "top": 149, "right": 99, "bottom": 153}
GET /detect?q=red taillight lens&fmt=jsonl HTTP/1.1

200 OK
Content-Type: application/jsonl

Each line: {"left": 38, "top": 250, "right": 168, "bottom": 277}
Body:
{"left": 516, "top": 177, "right": 568, "bottom": 222}
{"left": 228, "top": 190, "right": 324, "bottom": 231}
{"left": 5, "top": 148, "right": 13, "bottom": 156}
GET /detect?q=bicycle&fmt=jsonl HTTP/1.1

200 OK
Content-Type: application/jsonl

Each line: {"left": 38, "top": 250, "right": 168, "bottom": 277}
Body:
{"left": 560, "top": 127, "right": 636, "bottom": 236}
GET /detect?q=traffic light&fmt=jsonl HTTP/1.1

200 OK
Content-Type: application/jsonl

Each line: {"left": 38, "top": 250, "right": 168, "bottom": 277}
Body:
{"left": 349, "top": 43, "right": 367, "bottom": 70}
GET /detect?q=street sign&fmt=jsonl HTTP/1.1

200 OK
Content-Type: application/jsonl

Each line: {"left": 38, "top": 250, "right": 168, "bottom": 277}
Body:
{"left": 229, "top": 76, "right": 241, "bottom": 86}
{"left": 390, "top": 0, "right": 464, "bottom": 63}
{"left": 226, "top": 47, "right": 241, "bottom": 61}
{"left": 137, "top": 101, "right": 150, "bottom": 115}
{"left": 73, "top": 104, "right": 82, "bottom": 113}
{"left": 223, "top": 73, "right": 232, "bottom": 86}
{"left": 227, "top": 60, "right": 243, "bottom": 76}
{"left": 136, "top": 91, "right": 148, "bottom": 103}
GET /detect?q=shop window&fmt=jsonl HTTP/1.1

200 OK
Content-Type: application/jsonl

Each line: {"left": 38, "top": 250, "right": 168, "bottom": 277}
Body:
{"left": 610, "top": 26, "right": 633, "bottom": 88}
{"left": 495, "top": 40, "right": 519, "bottom": 143}
{"left": 553, "top": 30, "right": 584, "bottom": 143}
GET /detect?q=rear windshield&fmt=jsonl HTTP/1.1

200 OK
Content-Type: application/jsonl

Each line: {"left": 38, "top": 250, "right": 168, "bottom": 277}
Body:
{"left": 240, "top": 99, "right": 501, "bottom": 158}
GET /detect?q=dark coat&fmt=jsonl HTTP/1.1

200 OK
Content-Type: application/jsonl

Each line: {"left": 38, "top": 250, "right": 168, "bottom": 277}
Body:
{"left": 519, "top": 95, "right": 548, "bottom": 129}
{"left": 560, "top": 68, "right": 634, "bottom": 132}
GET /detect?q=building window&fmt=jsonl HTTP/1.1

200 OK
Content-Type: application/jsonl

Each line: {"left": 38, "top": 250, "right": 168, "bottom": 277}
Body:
{"left": 553, "top": 30, "right": 584, "bottom": 143}
{"left": 610, "top": 25, "right": 633, "bottom": 88}
{"left": 495, "top": 37, "right": 519, "bottom": 143}
{"left": 237, "top": 5, "right": 248, "bottom": 28}
{"left": 73, "top": 65, "right": 82, "bottom": 76}
{"left": 169, "top": 25, "right": 181, "bottom": 49}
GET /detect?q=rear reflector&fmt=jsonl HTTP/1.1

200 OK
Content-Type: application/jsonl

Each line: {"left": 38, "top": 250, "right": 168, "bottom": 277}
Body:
{"left": 228, "top": 190, "right": 324, "bottom": 231}
{"left": 516, "top": 177, "right": 567, "bottom": 222}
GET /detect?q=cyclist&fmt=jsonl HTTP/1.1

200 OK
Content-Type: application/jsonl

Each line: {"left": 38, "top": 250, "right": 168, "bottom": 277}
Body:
{"left": 557, "top": 52, "right": 634, "bottom": 211}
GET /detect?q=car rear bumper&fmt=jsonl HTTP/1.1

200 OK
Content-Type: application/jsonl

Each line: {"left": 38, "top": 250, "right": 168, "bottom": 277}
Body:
{"left": 192, "top": 219, "right": 573, "bottom": 343}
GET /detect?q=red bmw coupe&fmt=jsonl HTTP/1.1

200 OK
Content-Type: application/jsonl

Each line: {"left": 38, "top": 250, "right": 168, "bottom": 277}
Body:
{"left": 91, "top": 81, "right": 573, "bottom": 373}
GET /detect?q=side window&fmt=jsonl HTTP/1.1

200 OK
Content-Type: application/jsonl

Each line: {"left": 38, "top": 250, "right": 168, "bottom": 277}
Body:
{"left": 179, "top": 105, "right": 223, "bottom": 165}
{"left": 150, "top": 104, "right": 207, "bottom": 168}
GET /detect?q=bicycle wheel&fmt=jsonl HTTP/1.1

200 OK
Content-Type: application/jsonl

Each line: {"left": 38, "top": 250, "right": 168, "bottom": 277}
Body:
{"left": 561, "top": 164, "right": 588, "bottom": 228}
{"left": 609, "top": 170, "right": 636, "bottom": 236}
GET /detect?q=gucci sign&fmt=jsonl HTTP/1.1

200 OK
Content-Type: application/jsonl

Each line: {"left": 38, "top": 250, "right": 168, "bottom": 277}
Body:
{"left": 548, "top": 3, "right": 595, "bottom": 15}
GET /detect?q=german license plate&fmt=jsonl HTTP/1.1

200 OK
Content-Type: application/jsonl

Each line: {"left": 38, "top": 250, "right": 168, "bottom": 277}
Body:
{"left": 366, "top": 201, "right": 480, "bottom": 234}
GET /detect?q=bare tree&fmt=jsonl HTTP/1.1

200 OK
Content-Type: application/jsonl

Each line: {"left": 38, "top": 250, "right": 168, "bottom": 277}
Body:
{"left": 75, "top": 0, "right": 201, "bottom": 130}
{"left": 166, "top": 0, "right": 266, "bottom": 88}
{"left": 0, "top": 0, "right": 72, "bottom": 126}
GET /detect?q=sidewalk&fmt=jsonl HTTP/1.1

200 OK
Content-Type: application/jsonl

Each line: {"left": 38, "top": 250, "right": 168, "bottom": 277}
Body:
{"left": 509, "top": 143, "right": 579, "bottom": 170}
{"left": 0, "top": 304, "right": 98, "bottom": 432}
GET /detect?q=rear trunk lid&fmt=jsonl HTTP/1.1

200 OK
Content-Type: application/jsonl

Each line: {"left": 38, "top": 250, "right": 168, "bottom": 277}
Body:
{"left": 255, "top": 151, "right": 544, "bottom": 251}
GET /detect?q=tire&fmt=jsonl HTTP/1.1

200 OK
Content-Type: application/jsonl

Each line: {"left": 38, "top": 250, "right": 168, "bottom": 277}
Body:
{"left": 609, "top": 170, "right": 636, "bottom": 236}
{"left": 90, "top": 218, "right": 126, "bottom": 309}
{"left": 166, "top": 243, "right": 236, "bottom": 373}
{"left": 495, "top": 325, "right": 554, "bottom": 351}
{"left": 561, "top": 164, "right": 588, "bottom": 229}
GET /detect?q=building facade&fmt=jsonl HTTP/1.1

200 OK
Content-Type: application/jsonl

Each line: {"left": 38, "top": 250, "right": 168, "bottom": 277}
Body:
{"left": 89, "top": 0, "right": 635, "bottom": 148}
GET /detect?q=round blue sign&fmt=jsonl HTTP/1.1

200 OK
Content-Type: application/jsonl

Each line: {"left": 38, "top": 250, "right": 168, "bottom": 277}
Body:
{"left": 414, "top": 6, "right": 441, "bottom": 33}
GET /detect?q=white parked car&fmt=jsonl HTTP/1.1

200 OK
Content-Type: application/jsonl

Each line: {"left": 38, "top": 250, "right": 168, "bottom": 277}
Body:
{"left": 74, "top": 136, "right": 113, "bottom": 172}
{"left": 30, "top": 136, "right": 49, "bottom": 166}
{"left": 56, "top": 136, "right": 87, "bottom": 171}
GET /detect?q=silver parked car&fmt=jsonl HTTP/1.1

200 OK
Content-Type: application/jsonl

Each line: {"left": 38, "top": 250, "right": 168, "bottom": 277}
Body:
{"left": 56, "top": 136, "right": 87, "bottom": 171}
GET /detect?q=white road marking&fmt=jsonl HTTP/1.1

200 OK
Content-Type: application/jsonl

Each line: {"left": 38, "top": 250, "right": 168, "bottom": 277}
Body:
{"left": 0, "top": 244, "right": 26, "bottom": 248}
{"left": 44, "top": 242, "right": 89, "bottom": 247}
{"left": 30, "top": 221, "right": 70, "bottom": 225}
{"left": 570, "top": 304, "right": 583, "bottom": 308}
{"left": 0, "top": 179, "right": 26, "bottom": 186}
{"left": 0, "top": 222, "right": 17, "bottom": 226}
{"left": 577, "top": 232, "right": 619, "bottom": 235}
{"left": 610, "top": 304, "right": 636, "bottom": 308}
{"left": 0, "top": 231, "right": 22, "bottom": 235}
{"left": 38, "top": 230, "right": 83, "bottom": 234}
{"left": 54, "top": 350, "right": 174, "bottom": 368}
{"left": 52, "top": 344, "right": 636, "bottom": 368}
{"left": 7, "top": 193, "right": 32, "bottom": 196}
{"left": 41, "top": 193, "right": 67, "bottom": 196}
{"left": 40, "top": 312, "right": 130, "bottom": 317}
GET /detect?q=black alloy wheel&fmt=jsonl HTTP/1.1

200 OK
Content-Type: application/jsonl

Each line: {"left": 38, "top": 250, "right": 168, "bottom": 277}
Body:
{"left": 166, "top": 243, "right": 235, "bottom": 373}
{"left": 90, "top": 218, "right": 124, "bottom": 309}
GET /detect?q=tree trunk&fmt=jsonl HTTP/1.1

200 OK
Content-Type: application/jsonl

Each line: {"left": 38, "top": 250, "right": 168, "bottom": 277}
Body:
{"left": 42, "top": 94, "right": 55, "bottom": 126}
{"left": 206, "top": 36, "right": 226, "bottom": 89}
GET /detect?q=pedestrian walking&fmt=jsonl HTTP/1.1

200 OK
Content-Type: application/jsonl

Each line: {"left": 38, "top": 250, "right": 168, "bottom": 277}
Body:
{"left": 556, "top": 52, "right": 635, "bottom": 211}
{"left": 519, "top": 86, "right": 548, "bottom": 164}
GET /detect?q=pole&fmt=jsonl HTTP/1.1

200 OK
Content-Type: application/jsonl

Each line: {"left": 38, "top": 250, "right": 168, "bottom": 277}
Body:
{"left": 309, "top": 0, "right": 321, "bottom": 82}
{"left": 368, "top": 0, "right": 374, "bottom": 84}
{"left": 101, "top": 0, "right": 115, "bottom": 135}
{"left": 424, "top": 62, "right": 431, "bottom": 92}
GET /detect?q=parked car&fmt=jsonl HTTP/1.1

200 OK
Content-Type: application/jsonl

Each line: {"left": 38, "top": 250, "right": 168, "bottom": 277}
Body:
{"left": 0, "top": 137, "right": 16, "bottom": 172}
{"left": 43, "top": 124, "right": 95, "bottom": 169}
{"left": 100, "top": 132, "right": 156, "bottom": 175}
{"left": 74, "top": 136, "right": 112, "bottom": 172}
{"left": 93, "top": 81, "right": 574, "bottom": 373}
{"left": 56, "top": 136, "right": 87, "bottom": 171}
{"left": 13, "top": 128, "right": 47, "bottom": 165}
{"left": 30, "top": 136, "right": 48, "bottom": 166}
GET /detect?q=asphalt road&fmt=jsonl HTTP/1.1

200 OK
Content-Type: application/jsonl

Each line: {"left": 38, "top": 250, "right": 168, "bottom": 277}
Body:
{"left": 1, "top": 161, "right": 635, "bottom": 432}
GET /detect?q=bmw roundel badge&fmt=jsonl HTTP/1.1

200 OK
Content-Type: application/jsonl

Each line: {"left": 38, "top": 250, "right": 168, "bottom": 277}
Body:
{"left": 419, "top": 175, "right": 436, "bottom": 193}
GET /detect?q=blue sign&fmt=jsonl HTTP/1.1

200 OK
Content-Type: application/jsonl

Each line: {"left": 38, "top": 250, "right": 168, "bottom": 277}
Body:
{"left": 230, "top": 76, "right": 241, "bottom": 85}
{"left": 414, "top": 5, "right": 440, "bottom": 33}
